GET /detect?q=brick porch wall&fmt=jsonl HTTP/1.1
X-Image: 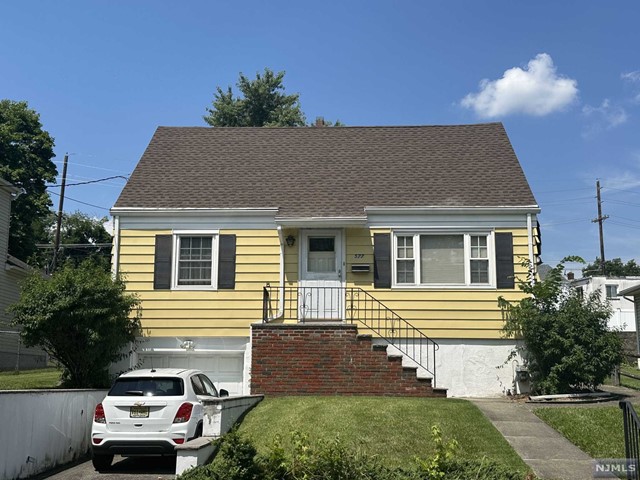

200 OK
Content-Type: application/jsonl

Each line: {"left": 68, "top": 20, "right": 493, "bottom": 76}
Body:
{"left": 250, "top": 323, "right": 445, "bottom": 397}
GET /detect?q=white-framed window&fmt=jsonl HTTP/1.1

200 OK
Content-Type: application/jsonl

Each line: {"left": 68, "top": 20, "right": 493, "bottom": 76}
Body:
{"left": 392, "top": 231, "right": 494, "bottom": 288}
{"left": 172, "top": 231, "right": 219, "bottom": 290}
{"left": 605, "top": 284, "right": 618, "bottom": 299}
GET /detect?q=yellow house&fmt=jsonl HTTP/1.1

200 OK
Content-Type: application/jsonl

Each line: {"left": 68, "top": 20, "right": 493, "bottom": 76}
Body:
{"left": 111, "top": 123, "right": 540, "bottom": 397}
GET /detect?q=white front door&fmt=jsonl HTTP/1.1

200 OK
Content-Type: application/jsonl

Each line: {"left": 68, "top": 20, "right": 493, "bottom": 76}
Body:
{"left": 299, "top": 229, "right": 344, "bottom": 320}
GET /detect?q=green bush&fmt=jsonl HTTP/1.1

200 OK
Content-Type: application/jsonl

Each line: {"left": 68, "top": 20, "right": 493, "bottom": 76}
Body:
{"left": 499, "top": 258, "right": 623, "bottom": 394}
{"left": 9, "top": 261, "right": 141, "bottom": 388}
{"left": 178, "top": 427, "right": 530, "bottom": 480}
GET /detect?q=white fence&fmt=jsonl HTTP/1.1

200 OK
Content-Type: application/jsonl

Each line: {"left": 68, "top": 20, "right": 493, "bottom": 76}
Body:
{"left": 0, "top": 389, "right": 107, "bottom": 479}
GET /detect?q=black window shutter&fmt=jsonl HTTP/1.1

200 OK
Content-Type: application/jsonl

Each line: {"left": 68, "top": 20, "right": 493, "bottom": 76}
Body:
{"left": 153, "top": 235, "right": 173, "bottom": 290}
{"left": 373, "top": 233, "right": 391, "bottom": 289}
{"left": 495, "top": 232, "right": 515, "bottom": 289}
{"left": 218, "top": 234, "right": 236, "bottom": 289}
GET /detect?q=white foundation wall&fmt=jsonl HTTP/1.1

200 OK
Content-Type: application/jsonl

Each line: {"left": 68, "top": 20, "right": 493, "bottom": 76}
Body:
{"left": 377, "top": 338, "right": 522, "bottom": 397}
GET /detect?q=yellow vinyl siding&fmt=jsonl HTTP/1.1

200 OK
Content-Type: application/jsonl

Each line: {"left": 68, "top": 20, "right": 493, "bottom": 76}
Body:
{"left": 343, "top": 227, "right": 532, "bottom": 340}
{"left": 119, "top": 224, "right": 537, "bottom": 341}
{"left": 118, "top": 228, "right": 279, "bottom": 337}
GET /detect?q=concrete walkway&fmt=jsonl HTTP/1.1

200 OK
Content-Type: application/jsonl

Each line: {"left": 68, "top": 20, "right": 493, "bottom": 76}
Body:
{"left": 471, "top": 398, "right": 595, "bottom": 480}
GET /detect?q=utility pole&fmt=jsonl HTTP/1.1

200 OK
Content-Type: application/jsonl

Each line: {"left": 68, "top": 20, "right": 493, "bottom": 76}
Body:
{"left": 51, "top": 153, "right": 69, "bottom": 272}
{"left": 592, "top": 180, "right": 609, "bottom": 276}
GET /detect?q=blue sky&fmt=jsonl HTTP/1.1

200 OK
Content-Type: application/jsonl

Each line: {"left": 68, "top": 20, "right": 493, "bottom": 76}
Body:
{"left": 1, "top": 1, "right": 639, "bottom": 272}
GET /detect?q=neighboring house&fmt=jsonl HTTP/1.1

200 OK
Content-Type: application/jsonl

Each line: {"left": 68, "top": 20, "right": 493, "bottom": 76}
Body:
{"left": 571, "top": 276, "right": 640, "bottom": 332}
{"left": 619, "top": 284, "right": 640, "bottom": 357}
{"left": 110, "top": 123, "right": 541, "bottom": 397}
{"left": 0, "top": 178, "right": 47, "bottom": 370}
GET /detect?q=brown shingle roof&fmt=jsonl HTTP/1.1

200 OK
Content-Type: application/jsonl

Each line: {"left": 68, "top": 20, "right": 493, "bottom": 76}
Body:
{"left": 114, "top": 123, "right": 537, "bottom": 217}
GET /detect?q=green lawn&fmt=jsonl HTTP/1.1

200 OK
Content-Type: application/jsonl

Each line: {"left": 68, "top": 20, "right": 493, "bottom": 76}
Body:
{"left": 0, "top": 367, "right": 61, "bottom": 390}
{"left": 237, "top": 396, "right": 529, "bottom": 471}
{"left": 619, "top": 364, "right": 640, "bottom": 390}
{"left": 534, "top": 406, "right": 624, "bottom": 458}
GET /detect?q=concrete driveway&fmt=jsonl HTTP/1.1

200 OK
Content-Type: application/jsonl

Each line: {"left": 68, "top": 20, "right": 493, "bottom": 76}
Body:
{"left": 40, "top": 456, "right": 175, "bottom": 480}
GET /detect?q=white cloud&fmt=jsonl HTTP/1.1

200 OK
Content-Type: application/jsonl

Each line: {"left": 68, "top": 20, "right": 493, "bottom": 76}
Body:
{"left": 461, "top": 53, "right": 579, "bottom": 118}
{"left": 621, "top": 71, "right": 640, "bottom": 82}
{"left": 582, "top": 99, "right": 628, "bottom": 137}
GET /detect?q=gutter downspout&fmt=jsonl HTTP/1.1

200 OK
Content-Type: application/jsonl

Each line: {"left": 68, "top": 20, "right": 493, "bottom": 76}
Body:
{"left": 112, "top": 215, "right": 120, "bottom": 278}
{"left": 276, "top": 226, "right": 285, "bottom": 320}
{"left": 527, "top": 213, "right": 535, "bottom": 282}
{"left": 110, "top": 215, "right": 134, "bottom": 368}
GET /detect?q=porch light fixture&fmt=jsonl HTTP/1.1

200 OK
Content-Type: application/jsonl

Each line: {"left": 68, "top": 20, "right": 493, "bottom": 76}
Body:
{"left": 180, "top": 340, "right": 195, "bottom": 350}
{"left": 286, "top": 234, "right": 296, "bottom": 247}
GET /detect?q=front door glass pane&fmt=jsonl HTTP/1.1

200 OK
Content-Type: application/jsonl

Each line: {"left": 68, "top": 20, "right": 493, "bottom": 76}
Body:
{"left": 308, "top": 237, "right": 336, "bottom": 273}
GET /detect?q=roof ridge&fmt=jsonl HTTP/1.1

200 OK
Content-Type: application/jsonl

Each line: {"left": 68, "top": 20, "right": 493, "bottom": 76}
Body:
{"left": 155, "top": 122, "right": 504, "bottom": 130}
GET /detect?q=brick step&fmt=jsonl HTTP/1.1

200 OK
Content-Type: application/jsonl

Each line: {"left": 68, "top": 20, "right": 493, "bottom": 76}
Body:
{"left": 251, "top": 323, "right": 447, "bottom": 398}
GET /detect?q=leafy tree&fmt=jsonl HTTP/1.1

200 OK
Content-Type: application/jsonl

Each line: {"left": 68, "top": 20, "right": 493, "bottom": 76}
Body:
{"left": 39, "top": 211, "right": 113, "bottom": 271}
{"left": 204, "top": 68, "right": 306, "bottom": 127}
{"left": 0, "top": 100, "right": 57, "bottom": 261}
{"left": 583, "top": 257, "right": 640, "bottom": 277}
{"left": 499, "top": 257, "right": 623, "bottom": 394}
{"left": 310, "top": 117, "right": 345, "bottom": 127}
{"left": 10, "top": 261, "right": 141, "bottom": 387}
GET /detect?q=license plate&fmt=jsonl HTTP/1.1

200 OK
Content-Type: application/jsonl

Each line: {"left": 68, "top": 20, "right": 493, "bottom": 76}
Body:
{"left": 130, "top": 406, "right": 149, "bottom": 418}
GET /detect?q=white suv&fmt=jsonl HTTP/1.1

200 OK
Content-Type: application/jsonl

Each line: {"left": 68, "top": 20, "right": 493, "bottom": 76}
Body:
{"left": 91, "top": 368, "right": 228, "bottom": 471}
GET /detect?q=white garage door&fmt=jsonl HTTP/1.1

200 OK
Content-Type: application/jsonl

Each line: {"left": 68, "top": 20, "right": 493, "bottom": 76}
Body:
{"left": 138, "top": 354, "right": 244, "bottom": 396}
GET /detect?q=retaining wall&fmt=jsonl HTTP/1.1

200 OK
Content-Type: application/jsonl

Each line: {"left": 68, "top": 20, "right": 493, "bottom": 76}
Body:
{"left": 0, "top": 389, "right": 107, "bottom": 479}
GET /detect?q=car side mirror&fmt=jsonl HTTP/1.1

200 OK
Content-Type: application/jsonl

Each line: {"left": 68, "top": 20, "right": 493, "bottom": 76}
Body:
{"left": 219, "top": 389, "right": 229, "bottom": 398}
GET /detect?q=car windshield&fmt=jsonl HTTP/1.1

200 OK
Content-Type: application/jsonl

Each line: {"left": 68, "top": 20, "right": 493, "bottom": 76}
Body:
{"left": 109, "top": 377, "right": 184, "bottom": 396}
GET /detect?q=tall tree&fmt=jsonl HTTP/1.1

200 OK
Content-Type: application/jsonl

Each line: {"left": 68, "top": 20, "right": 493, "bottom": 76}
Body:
{"left": 204, "top": 68, "right": 307, "bottom": 127}
{"left": 583, "top": 257, "right": 640, "bottom": 277}
{"left": 38, "top": 211, "right": 113, "bottom": 271}
{"left": 0, "top": 100, "right": 57, "bottom": 261}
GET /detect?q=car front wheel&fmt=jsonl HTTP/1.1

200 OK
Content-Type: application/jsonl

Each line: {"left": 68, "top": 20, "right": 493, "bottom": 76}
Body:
{"left": 92, "top": 453, "right": 114, "bottom": 471}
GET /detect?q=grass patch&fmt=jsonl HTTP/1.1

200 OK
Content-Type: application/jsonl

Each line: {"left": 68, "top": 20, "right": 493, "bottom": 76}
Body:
{"left": 603, "top": 364, "right": 640, "bottom": 390}
{"left": 0, "top": 367, "right": 61, "bottom": 390}
{"left": 619, "top": 364, "right": 640, "bottom": 390}
{"left": 238, "top": 396, "right": 529, "bottom": 471}
{"left": 534, "top": 406, "right": 624, "bottom": 458}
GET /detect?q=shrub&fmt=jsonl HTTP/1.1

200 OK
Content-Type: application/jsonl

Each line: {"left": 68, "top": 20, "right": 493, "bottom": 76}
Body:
{"left": 9, "top": 261, "right": 141, "bottom": 388}
{"left": 499, "top": 258, "right": 623, "bottom": 394}
{"left": 178, "top": 428, "right": 530, "bottom": 480}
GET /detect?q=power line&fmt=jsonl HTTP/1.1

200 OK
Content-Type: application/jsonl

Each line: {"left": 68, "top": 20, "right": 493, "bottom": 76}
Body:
{"left": 47, "top": 175, "right": 128, "bottom": 188}
{"left": 49, "top": 191, "right": 110, "bottom": 211}
{"left": 609, "top": 221, "right": 640, "bottom": 231}
{"left": 52, "top": 159, "right": 130, "bottom": 175}
{"left": 539, "top": 219, "right": 593, "bottom": 227}
{"left": 37, "top": 243, "right": 112, "bottom": 249}
{"left": 606, "top": 199, "right": 640, "bottom": 207}
{"left": 610, "top": 215, "right": 640, "bottom": 224}
{"left": 602, "top": 186, "right": 640, "bottom": 196}
{"left": 535, "top": 187, "right": 593, "bottom": 194}
{"left": 542, "top": 196, "right": 595, "bottom": 206}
